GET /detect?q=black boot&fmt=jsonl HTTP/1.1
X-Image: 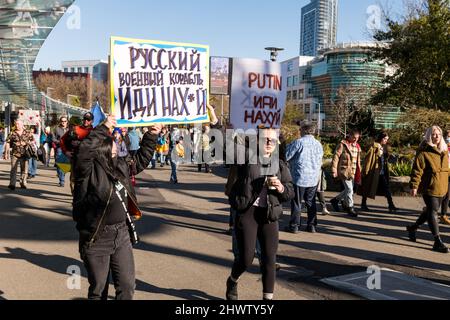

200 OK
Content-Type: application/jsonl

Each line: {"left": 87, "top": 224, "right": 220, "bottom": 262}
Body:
{"left": 433, "top": 237, "right": 449, "bottom": 253}
{"left": 406, "top": 224, "right": 417, "bottom": 242}
{"left": 347, "top": 207, "right": 358, "bottom": 218}
{"left": 388, "top": 205, "right": 398, "bottom": 214}
{"left": 388, "top": 197, "right": 397, "bottom": 213}
{"left": 226, "top": 277, "right": 238, "bottom": 300}
{"left": 330, "top": 198, "right": 340, "bottom": 212}
{"left": 361, "top": 198, "right": 370, "bottom": 212}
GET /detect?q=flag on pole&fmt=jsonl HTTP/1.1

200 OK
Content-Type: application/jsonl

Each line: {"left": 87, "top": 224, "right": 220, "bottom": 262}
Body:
{"left": 91, "top": 101, "right": 106, "bottom": 128}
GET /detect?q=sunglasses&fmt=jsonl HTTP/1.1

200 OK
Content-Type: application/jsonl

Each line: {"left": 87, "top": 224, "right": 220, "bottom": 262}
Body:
{"left": 265, "top": 138, "right": 278, "bottom": 145}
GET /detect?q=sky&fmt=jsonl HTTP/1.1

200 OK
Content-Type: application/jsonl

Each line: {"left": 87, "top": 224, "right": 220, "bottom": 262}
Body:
{"left": 33, "top": 0, "right": 405, "bottom": 70}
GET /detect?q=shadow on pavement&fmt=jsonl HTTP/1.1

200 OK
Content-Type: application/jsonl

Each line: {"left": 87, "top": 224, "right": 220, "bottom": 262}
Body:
{"left": 280, "top": 240, "right": 450, "bottom": 272}
{"left": 0, "top": 247, "right": 83, "bottom": 276}
{"left": 136, "top": 280, "right": 222, "bottom": 300}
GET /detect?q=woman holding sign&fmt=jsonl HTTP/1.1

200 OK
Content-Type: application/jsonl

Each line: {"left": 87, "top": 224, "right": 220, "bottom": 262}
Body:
{"left": 226, "top": 127, "right": 294, "bottom": 300}
{"left": 73, "top": 115, "right": 162, "bottom": 300}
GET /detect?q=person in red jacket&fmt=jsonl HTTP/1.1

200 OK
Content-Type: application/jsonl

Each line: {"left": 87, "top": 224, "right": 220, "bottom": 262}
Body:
{"left": 61, "top": 112, "right": 94, "bottom": 192}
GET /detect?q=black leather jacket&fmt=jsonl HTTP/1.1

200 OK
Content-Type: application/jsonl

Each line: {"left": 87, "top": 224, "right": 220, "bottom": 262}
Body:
{"left": 229, "top": 160, "right": 294, "bottom": 221}
{"left": 72, "top": 124, "right": 157, "bottom": 245}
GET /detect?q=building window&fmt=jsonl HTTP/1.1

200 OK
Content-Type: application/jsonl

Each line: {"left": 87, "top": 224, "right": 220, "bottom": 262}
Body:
{"left": 292, "top": 90, "right": 298, "bottom": 100}
{"left": 293, "top": 75, "right": 299, "bottom": 86}
{"left": 299, "top": 89, "right": 304, "bottom": 100}
{"left": 287, "top": 61, "right": 294, "bottom": 72}
{"left": 84, "top": 67, "right": 89, "bottom": 73}
{"left": 287, "top": 76, "right": 292, "bottom": 87}
{"left": 287, "top": 91, "right": 292, "bottom": 101}
{"left": 70, "top": 67, "right": 75, "bottom": 72}
{"left": 305, "top": 104, "right": 310, "bottom": 114}
{"left": 77, "top": 67, "right": 82, "bottom": 73}
{"left": 63, "top": 68, "right": 68, "bottom": 72}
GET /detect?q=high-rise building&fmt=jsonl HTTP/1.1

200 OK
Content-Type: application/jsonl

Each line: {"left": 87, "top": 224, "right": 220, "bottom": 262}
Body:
{"left": 300, "top": 0, "right": 338, "bottom": 57}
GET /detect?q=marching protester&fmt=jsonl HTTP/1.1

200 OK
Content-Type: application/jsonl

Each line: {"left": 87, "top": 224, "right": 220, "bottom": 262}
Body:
{"left": 439, "top": 130, "right": 450, "bottom": 225}
{"left": 0, "top": 126, "right": 5, "bottom": 158}
{"left": 151, "top": 130, "right": 167, "bottom": 168}
{"left": 27, "top": 126, "right": 40, "bottom": 179}
{"left": 316, "top": 167, "right": 330, "bottom": 215}
{"left": 359, "top": 132, "right": 397, "bottom": 213}
{"left": 169, "top": 136, "right": 185, "bottom": 184}
{"left": 226, "top": 127, "right": 294, "bottom": 300}
{"left": 285, "top": 122, "right": 324, "bottom": 233}
{"left": 408, "top": 126, "right": 449, "bottom": 253}
{"left": 72, "top": 115, "right": 161, "bottom": 300}
{"left": 53, "top": 116, "right": 69, "bottom": 187}
{"left": 330, "top": 129, "right": 362, "bottom": 217}
{"left": 113, "top": 128, "right": 129, "bottom": 158}
{"left": 61, "top": 112, "right": 95, "bottom": 193}
{"left": 4, "top": 120, "right": 34, "bottom": 190}
{"left": 198, "top": 125, "right": 213, "bottom": 173}
{"left": 128, "top": 127, "right": 141, "bottom": 157}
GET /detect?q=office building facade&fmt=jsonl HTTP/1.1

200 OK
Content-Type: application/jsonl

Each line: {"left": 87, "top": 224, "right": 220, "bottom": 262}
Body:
{"left": 300, "top": 0, "right": 338, "bottom": 57}
{"left": 285, "top": 42, "right": 402, "bottom": 135}
{"left": 62, "top": 60, "right": 108, "bottom": 82}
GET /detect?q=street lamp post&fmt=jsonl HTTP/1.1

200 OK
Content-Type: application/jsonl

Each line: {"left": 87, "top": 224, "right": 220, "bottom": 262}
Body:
{"left": 309, "top": 100, "right": 322, "bottom": 135}
{"left": 264, "top": 47, "right": 284, "bottom": 62}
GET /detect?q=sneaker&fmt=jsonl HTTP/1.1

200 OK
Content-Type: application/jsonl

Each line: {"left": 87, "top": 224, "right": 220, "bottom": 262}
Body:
{"left": 440, "top": 215, "right": 450, "bottom": 226}
{"left": 275, "top": 263, "right": 281, "bottom": 272}
{"left": 306, "top": 225, "right": 317, "bottom": 233}
{"left": 59, "top": 183, "right": 65, "bottom": 188}
{"left": 321, "top": 207, "right": 330, "bottom": 216}
{"left": 389, "top": 206, "right": 398, "bottom": 214}
{"left": 226, "top": 227, "right": 234, "bottom": 235}
{"left": 361, "top": 204, "right": 371, "bottom": 212}
{"left": 406, "top": 225, "right": 417, "bottom": 242}
{"left": 284, "top": 225, "right": 300, "bottom": 234}
{"left": 20, "top": 184, "right": 27, "bottom": 190}
{"left": 8, "top": 185, "right": 15, "bottom": 191}
{"left": 226, "top": 277, "right": 238, "bottom": 300}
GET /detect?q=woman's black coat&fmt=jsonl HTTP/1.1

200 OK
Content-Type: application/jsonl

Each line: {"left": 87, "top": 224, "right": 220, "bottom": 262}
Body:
{"left": 72, "top": 124, "right": 157, "bottom": 245}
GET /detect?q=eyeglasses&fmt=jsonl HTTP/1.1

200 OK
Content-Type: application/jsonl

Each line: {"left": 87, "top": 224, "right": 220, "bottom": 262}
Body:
{"left": 83, "top": 119, "right": 92, "bottom": 122}
{"left": 60, "top": 120, "right": 67, "bottom": 123}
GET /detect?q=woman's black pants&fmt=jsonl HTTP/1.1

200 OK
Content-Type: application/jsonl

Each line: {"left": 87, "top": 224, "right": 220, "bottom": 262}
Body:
{"left": 415, "top": 195, "right": 442, "bottom": 237}
{"left": 231, "top": 206, "right": 278, "bottom": 294}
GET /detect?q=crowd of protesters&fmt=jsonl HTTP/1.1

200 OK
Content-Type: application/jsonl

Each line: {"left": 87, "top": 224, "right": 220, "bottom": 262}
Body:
{"left": 1, "top": 106, "right": 450, "bottom": 301}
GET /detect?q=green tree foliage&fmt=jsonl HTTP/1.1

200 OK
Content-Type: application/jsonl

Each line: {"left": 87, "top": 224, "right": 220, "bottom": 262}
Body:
{"left": 390, "top": 107, "right": 450, "bottom": 146}
{"left": 371, "top": 0, "right": 450, "bottom": 110}
{"left": 280, "top": 103, "right": 305, "bottom": 144}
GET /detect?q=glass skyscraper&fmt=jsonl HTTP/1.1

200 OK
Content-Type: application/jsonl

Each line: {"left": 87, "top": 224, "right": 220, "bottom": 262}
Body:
{"left": 300, "top": 0, "right": 338, "bottom": 56}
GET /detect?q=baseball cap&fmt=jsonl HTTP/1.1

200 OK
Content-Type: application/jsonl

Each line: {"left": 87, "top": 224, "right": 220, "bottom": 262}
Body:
{"left": 83, "top": 112, "right": 94, "bottom": 121}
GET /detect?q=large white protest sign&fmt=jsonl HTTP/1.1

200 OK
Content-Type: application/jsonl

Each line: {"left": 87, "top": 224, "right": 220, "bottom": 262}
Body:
{"left": 110, "top": 37, "right": 210, "bottom": 127}
{"left": 230, "top": 58, "right": 287, "bottom": 130}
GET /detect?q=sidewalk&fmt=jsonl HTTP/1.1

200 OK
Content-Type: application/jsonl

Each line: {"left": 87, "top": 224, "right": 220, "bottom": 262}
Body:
{"left": 0, "top": 160, "right": 449, "bottom": 300}
{"left": 146, "top": 163, "right": 450, "bottom": 299}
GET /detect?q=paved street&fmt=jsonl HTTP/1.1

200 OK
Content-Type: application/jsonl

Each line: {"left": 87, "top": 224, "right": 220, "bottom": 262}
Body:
{"left": 0, "top": 160, "right": 449, "bottom": 300}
